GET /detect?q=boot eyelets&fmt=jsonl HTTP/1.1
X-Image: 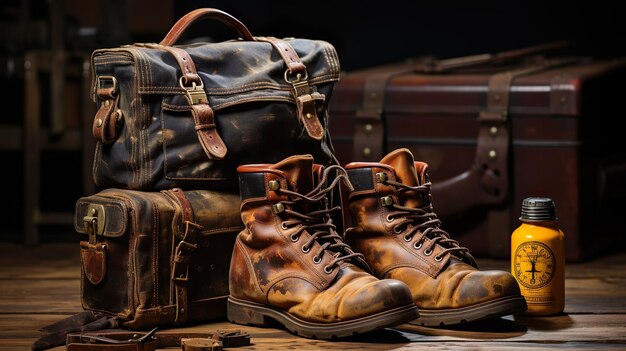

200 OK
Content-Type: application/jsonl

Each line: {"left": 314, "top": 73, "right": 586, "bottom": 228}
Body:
{"left": 413, "top": 242, "right": 422, "bottom": 249}
{"left": 313, "top": 256, "right": 322, "bottom": 264}
{"left": 280, "top": 222, "right": 288, "bottom": 230}
{"left": 268, "top": 180, "right": 280, "bottom": 191}
{"left": 301, "top": 245, "right": 310, "bottom": 253}
{"left": 386, "top": 214, "right": 394, "bottom": 222}
{"left": 404, "top": 235, "right": 412, "bottom": 242}
{"left": 323, "top": 265, "right": 334, "bottom": 274}
{"left": 272, "top": 202, "right": 285, "bottom": 214}
{"left": 434, "top": 255, "right": 443, "bottom": 262}
{"left": 375, "top": 172, "right": 388, "bottom": 183}
{"left": 424, "top": 249, "right": 433, "bottom": 256}
{"left": 380, "top": 196, "right": 393, "bottom": 207}
{"left": 290, "top": 234, "right": 299, "bottom": 242}
{"left": 393, "top": 226, "right": 403, "bottom": 234}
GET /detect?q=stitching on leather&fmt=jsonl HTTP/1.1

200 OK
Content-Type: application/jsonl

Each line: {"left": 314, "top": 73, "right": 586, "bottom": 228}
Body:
{"left": 146, "top": 53, "right": 154, "bottom": 188}
{"left": 200, "top": 226, "right": 244, "bottom": 235}
{"left": 151, "top": 201, "right": 159, "bottom": 308}
{"left": 94, "top": 60, "right": 134, "bottom": 66}
{"left": 138, "top": 50, "right": 151, "bottom": 189}
{"left": 129, "top": 48, "right": 140, "bottom": 188}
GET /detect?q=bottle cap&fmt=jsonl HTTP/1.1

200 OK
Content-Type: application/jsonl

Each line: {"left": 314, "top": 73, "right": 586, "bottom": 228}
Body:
{"left": 520, "top": 197, "right": 558, "bottom": 222}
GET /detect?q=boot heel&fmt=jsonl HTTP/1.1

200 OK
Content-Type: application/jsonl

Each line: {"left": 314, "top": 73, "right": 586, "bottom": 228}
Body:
{"left": 227, "top": 298, "right": 272, "bottom": 326}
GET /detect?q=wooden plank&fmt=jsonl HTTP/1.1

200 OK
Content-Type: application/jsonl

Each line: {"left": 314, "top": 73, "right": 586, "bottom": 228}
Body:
{"left": 1, "top": 244, "right": 625, "bottom": 350}
{"left": 29, "top": 342, "right": 624, "bottom": 351}
{"left": 4, "top": 314, "right": 625, "bottom": 351}
{"left": 0, "top": 279, "right": 80, "bottom": 313}
{"left": 565, "top": 277, "right": 626, "bottom": 313}
{"left": 0, "top": 313, "right": 74, "bottom": 351}
{"left": 0, "top": 244, "right": 79, "bottom": 279}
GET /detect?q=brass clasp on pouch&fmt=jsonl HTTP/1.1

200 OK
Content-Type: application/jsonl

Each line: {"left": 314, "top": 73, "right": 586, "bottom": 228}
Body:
{"left": 83, "top": 204, "right": 105, "bottom": 244}
{"left": 179, "top": 78, "right": 208, "bottom": 105}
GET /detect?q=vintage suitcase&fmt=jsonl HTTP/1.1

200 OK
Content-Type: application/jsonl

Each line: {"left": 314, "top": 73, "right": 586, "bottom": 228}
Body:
{"left": 73, "top": 188, "right": 243, "bottom": 328}
{"left": 330, "top": 45, "right": 626, "bottom": 261}
{"left": 91, "top": 8, "right": 340, "bottom": 190}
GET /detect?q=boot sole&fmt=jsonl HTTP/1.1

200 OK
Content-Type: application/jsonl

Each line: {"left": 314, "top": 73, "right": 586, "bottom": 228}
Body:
{"left": 410, "top": 295, "right": 528, "bottom": 327}
{"left": 227, "top": 296, "right": 419, "bottom": 339}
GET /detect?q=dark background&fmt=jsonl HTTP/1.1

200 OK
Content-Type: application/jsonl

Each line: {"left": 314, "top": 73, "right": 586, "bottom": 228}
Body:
{"left": 174, "top": 1, "right": 626, "bottom": 70}
{"left": 1, "top": 0, "right": 625, "bottom": 243}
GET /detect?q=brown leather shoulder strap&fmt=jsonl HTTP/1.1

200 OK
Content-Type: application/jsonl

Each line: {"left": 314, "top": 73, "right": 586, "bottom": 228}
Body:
{"left": 352, "top": 58, "right": 436, "bottom": 161}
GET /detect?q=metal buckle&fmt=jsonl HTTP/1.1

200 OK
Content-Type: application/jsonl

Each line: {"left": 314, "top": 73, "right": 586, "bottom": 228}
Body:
{"left": 285, "top": 69, "right": 311, "bottom": 97}
{"left": 179, "top": 78, "right": 208, "bottom": 105}
{"left": 83, "top": 204, "right": 105, "bottom": 244}
{"left": 97, "top": 75, "right": 118, "bottom": 95}
{"left": 284, "top": 69, "right": 309, "bottom": 83}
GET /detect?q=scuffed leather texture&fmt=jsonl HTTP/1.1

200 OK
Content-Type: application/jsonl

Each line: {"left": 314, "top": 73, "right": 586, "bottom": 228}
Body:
{"left": 76, "top": 188, "right": 244, "bottom": 329}
{"left": 80, "top": 242, "right": 107, "bottom": 285}
{"left": 91, "top": 35, "right": 340, "bottom": 190}
{"left": 230, "top": 156, "right": 413, "bottom": 323}
{"left": 345, "top": 149, "right": 522, "bottom": 310}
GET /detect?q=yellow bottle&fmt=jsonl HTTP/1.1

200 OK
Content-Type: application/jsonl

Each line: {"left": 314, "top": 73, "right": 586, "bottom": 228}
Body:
{"left": 511, "top": 197, "right": 565, "bottom": 315}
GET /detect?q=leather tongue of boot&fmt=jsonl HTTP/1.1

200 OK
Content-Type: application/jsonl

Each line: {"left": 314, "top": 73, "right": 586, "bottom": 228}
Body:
{"left": 270, "top": 155, "right": 351, "bottom": 263}
{"left": 380, "top": 148, "right": 425, "bottom": 208}
{"left": 269, "top": 155, "right": 315, "bottom": 194}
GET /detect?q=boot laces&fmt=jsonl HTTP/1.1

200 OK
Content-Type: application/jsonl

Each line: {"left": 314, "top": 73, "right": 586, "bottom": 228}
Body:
{"left": 383, "top": 178, "right": 475, "bottom": 265}
{"left": 276, "top": 165, "right": 368, "bottom": 273}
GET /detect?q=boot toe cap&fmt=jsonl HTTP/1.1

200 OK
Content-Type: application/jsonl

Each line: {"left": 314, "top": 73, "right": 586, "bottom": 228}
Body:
{"left": 455, "top": 270, "right": 521, "bottom": 306}
{"left": 338, "top": 278, "right": 414, "bottom": 320}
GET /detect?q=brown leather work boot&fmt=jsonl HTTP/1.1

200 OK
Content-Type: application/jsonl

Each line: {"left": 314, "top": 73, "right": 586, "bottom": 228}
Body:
{"left": 228, "top": 155, "right": 419, "bottom": 339}
{"left": 344, "top": 148, "right": 527, "bottom": 326}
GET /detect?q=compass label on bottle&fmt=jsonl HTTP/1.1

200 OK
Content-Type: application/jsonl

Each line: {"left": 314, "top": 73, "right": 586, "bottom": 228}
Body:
{"left": 513, "top": 241, "right": 556, "bottom": 289}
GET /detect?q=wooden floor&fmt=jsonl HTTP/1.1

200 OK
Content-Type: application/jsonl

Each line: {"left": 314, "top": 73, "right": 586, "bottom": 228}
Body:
{"left": 1, "top": 244, "right": 625, "bottom": 350}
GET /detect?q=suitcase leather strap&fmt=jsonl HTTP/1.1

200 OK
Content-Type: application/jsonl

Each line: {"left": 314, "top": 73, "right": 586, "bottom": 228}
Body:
{"left": 353, "top": 57, "right": 437, "bottom": 161}
{"left": 165, "top": 188, "right": 203, "bottom": 325}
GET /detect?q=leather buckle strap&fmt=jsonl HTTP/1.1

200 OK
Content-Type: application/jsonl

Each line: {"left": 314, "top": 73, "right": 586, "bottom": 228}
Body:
{"left": 255, "top": 36, "right": 325, "bottom": 141}
{"left": 66, "top": 327, "right": 158, "bottom": 351}
{"left": 66, "top": 329, "right": 250, "bottom": 351}
{"left": 256, "top": 36, "right": 306, "bottom": 76}
{"left": 93, "top": 76, "right": 123, "bottom": 144}
{"left": 164, "top": 188, "right": 203, "bottom": 325}
{"left": 154, "top": 45, "right": 227, "bottom": 160}
{"left": 171, "top": 221, "right": 202, "bottom": 324}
